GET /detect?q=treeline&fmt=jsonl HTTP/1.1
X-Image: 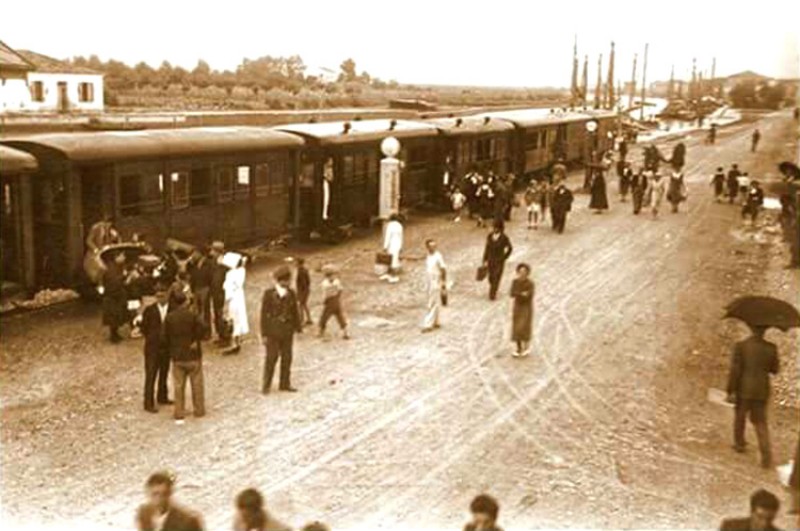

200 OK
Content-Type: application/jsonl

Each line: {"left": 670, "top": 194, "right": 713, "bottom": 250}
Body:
{"left": 728, "top": 80, "right": 794, "bottom": 110}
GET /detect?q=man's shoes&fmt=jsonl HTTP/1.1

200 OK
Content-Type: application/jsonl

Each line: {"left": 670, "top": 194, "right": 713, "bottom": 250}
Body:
{"left": 158, "top": 399, "right": 174, "bottom": 405}
{"left": 144, "top": 406, "right": 158, "bottom": 414}
{"left": 279, "top": 387, "right": 298, "bottom": 393}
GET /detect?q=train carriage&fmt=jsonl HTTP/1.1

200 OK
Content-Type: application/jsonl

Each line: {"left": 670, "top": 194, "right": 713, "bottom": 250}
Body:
{"left": 0, "top": 146, "right": 39, "bottom": 292}
{"left": 2, "top": 127, "right": 304, "bottom": 288}
{"left": 276, "top": 119, "right": 439, "bottom": 236}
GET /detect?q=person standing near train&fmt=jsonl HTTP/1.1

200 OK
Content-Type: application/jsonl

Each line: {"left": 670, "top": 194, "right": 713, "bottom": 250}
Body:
{"left": 589, "top": 167, "right": 609, "bottom": 213}
{"left": 550, "top": 182, "right": 574, "bottom": 234}
{"left": 260, "top": 266, "right": 302, "bottom": 394}
{"left": 209, "top": 241, "right": 231, "bottom": 347}
{"left": 382, "top": 214, "right": 404, "bottom": 284}
{"left": 421, "top": 239, "right": 447, "bottom": 333}
{"left": 102, "top": 251, "right": 129, "bottom": 344}
{"left": 482, "top": 219, "right": 513, "bottom": 301}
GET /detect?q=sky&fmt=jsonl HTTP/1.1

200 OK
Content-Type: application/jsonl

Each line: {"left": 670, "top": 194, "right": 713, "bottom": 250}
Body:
{"left": 1, "top": 0, "right": 798, "bottom": 88}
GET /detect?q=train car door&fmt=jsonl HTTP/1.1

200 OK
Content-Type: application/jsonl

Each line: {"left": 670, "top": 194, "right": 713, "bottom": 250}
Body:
{"left": 297, "top": 156, "right": 318, "bottom": 238}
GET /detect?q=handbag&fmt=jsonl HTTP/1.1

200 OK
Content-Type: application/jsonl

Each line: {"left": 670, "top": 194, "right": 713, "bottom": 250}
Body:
{"left": 375, "top": 251, "right": 392, "bottom": 266}
{"left": 476, "top": 265, "right": 488, "bottom": 282}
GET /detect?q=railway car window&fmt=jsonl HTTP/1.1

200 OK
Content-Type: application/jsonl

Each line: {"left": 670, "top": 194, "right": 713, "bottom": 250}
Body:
{"left": 366, "top": 152, "right": 378, "bottom": 182}
{"left": 189, "top": 167, "right": 212, "bottom": 206}
{"left": 119, "top": 172, "right": 163, "bottom": 217}
{"left": 496, "top": 138, "right": 507, "bottom": 160}
{"left": 254, "top": 163, "right": 270, "bottom": 197}
{"left": 170, "top": 171, "right": 190, "bottom": 210}
{"left": 270, "top": 159, "right": 288, "bottom": 195}
{"left": 217, "top": 165, "right": 250, "bottom": 202}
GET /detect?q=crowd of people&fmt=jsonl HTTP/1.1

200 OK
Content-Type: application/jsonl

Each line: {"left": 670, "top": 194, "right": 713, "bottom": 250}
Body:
{"left": 85, "top": 121, "right": 800, "bottom": 529}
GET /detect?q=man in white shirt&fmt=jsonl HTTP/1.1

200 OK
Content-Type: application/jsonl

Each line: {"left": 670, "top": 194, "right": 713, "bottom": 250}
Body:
{"left": 422, "top": 239, "right": 447, "bottom": 332}
{"left": 382, "top": 214, "right": 404, "bottom": 283}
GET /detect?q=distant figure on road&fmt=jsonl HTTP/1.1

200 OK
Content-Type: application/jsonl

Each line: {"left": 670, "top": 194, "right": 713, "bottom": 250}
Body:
{"left": 510, "top": 263, "right": 534, "bottom": 358}
{"left": 737, "top": 172, "right": 751, "bottom": 205}
{"left": 464, "top": 494, "right": 503, "bottom": 531}
{"left": 649, "top": 172, "right": 667, "bottom": 219}
{"left": 102, "top": 251, "right": 129, "bottom": 344}
{"left": 450, "top": 186, "right": 467, "bottom": 222}
{"left": 294, "top": 257, "right": 312, "bottom": 326}
{"left": 222, "top": 253, "right": 248, "bottom": 355}
{"left": 550, "top": 182, "right": 574, "bottom": 234}
{"left": 742, "top": 181, "right": 765, "bottom": 224}
{"left": 476, "top": 180, "right": 495, "bottom": 228}
{"left": 726, "top": 324, "right": 779, "bottom": 468}
{"left": 136, "top": 471, "right": 204, "bottom": 531}
{"left": 482, "top": 219, "right": 513, "bottom": 301}
{"left": 318, "top": 264, "right": 349, "bottom": 340}
{"left": 707, "top": 123, "right": 717, "bottom": 145}
{"left": 727, "top": 164, "right": 742, "bottom": 204}
{"left": 140, "top": 283, "right": 173, "bottom": 413}
{"left": 667, "top": 170, "right": 687, "bottom": 213}
{"left": 260, "top": 266, "right": 302, "bottom": 394}
{"left": 751, "top": 129, "right": 761, "bottom": 152}
{"left": 232, "top": 488, "right": 291, "bottom": 531}
{"left": 421, "top": 238, "right": 447, "bottom": 333}
{"left": 619, "top": 162, "right": 633, "bottom": 202}
{"left": 382, "top": 213, "right": 404, "bottom": 283}
{"left": 711, "top": 167, "right": 726, "bottom": 203}
{"left": 631, "top": 169, "right": 649, "bottom": 215}
{"left": 589, "top": 169, "right": 609, "bottom": 213}
{"left": 164, "top": 292, "right": 206, "bottom": 421}
{"left": 719, "top": 489, "right": 781, "bottom": 531}
{"left": 524, "top": 180, "right": 543, "bottom": 230}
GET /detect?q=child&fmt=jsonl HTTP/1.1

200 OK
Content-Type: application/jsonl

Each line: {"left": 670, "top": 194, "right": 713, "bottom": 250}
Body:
{"left": 524, "top": 180, "right": 543, "bottom": 230}
{"left": 295, "top": 258, "right": 312, "bottom": 326}
{"left": 450, "top": 187, "right": 466, "bottom": 222}
{"left": 319, "top": 264, "right": 349, "bottom": 340}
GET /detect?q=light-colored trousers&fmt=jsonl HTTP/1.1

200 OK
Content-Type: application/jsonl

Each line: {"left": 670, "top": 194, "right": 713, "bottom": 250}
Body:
{"left": 422, "top": 285, "right": 441, "bottom": 329}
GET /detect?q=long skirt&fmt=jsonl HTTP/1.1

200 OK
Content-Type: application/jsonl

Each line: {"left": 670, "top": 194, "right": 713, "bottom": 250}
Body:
{"left": 512, "top": 300, "right": 533, "bottom": 342}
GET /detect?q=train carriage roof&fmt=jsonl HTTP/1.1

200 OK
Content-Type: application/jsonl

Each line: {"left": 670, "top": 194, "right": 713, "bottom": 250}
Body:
{"left": 1, "top": 127, "right": 304, "bottom": 163}
{"left": 479, "top": 107, "right": 598, "bottom": 128}
{"left": 0, "top": 145, "right": 38, "bottom": 175}
{"left": 426, "top": 116, "right": 515, "bottom": 136}
{"left": 276, "top": 119, "right": 438, "bottom": 145}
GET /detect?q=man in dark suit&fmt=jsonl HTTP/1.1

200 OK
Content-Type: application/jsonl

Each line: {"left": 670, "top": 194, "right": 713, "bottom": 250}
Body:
{"left": 727, "top": 325, "right": 779, "bottom": 468}
{"left": 209, "top": 241, "right": 231, "bottom": 346}
{"left": 140, "top": 283, "right": 173, "bottom": 412}
{"left": 164, "top": 292, "right": 207, "bottom": 421}
{"left": 188, "top": 246, "right": 213, "bottom": 339}
{"left": 550, "top": 182, "right": 574, "bottom": 234}
{"left": 261, "top": 266, "right": 302, "bottom": 394}
{"left": 136, "top": 471, "right": 204, "bottom": 531}
{"left": 719, "top": 489, "right": 781, "bottom": 531}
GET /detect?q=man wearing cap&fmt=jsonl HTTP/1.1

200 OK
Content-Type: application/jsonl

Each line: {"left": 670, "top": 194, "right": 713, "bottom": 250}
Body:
{"left": 260, "top": 266, "right": 302, "bottom": 393}
{"left": 209, "top": 241, "right": 231, "bottom": 346}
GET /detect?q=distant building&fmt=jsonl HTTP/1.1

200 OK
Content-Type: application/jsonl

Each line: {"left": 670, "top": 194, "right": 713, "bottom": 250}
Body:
{"left": 0, "top": 40, "right": 103, "bottom": 113}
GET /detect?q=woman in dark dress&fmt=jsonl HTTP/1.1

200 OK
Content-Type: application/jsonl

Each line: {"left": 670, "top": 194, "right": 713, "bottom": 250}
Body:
{"left": 482, "top": 219, "right": 513, "bottom": 301}
{"left": 510, "top": 263, "right": 534, "bottom": 357}
{"left": 589, "top": 169, "right": 609, "bottom": 213}
{"left": 102, "top": 252, "right": 128, "bottom": 343}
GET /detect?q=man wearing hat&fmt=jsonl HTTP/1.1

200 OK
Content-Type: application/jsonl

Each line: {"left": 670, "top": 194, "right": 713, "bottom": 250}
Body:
{"left": 209, "top": 241, "right": 231, "bottom": 346}
{"left": 260, "top": 266, "right": 303, "bottom": 393}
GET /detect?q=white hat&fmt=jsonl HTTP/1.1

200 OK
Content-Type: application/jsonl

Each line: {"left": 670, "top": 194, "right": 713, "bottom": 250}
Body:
{"left": 221, "top": 252, "right": 242, "bottom": 269}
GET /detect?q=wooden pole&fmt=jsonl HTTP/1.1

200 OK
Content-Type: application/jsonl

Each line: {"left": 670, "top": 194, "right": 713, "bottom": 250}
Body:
{"left": 628, "top": 53, "right": 637, "bottom": 109}
{"left": 639, "top": 43, "right": 648, "bottom": 121}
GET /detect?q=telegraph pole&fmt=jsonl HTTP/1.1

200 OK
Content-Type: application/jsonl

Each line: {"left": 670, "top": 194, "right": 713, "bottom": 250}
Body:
{"left": 606, "top": 41, "right": 615, "bottom": 110}
{"left": 594, "top": 53, "right": 603, "bottom": 109}
{"left": 639, "top": 43, "right": 648, "bottom": 121}
{"left": 628, "top": 53, "right": 637, "bottom": 109}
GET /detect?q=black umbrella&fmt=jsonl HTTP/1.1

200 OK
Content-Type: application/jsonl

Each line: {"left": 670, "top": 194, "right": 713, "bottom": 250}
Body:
{"left": 778, "top": 161, "right": 800, "bottom": 180}
{"left": 724, "top": 296, "right": 800, "bottom": 331}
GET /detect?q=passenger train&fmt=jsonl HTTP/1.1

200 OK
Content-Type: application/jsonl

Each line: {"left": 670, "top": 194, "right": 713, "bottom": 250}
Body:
{"left": 0, "top": 107, "right": 617, "bottom": 292}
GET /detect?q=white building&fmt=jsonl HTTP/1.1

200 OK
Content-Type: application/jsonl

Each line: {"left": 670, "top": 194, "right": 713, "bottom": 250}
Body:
{"left": 0, "top": 40, "right": 104, "bottom": 113}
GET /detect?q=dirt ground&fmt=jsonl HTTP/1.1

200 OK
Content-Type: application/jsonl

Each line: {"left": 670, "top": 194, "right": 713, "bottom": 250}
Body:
{"left": 1, "top": 111, "right": 798, "bottom": 531}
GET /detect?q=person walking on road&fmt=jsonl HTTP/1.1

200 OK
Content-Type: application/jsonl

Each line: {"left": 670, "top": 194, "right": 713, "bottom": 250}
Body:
{"left": 222, "top": 253, "right": 249, "bottom": 355}
{"left": 233, "top": 488, "right": 292, "bottom": 531}
{"left": 719, "top": 489, "right": 781, "bottom": 531}
{"left": 726, "top": 324, "right": 779, "bottom": 468}
{"left": 510, "top": 263, "right": 534, "bottom": 358}
{"left": 589, "top": 168, "right": 609, "bottom": 213}
{"left": 742, "top": 181, "right": 765, "bottom": 225}
{"left": 421, "top": 239, "right": 447, "bottom": 333}
{"left": 667, "top": 170, "right": 687, "bottom": 213}
{"left": 524, "top": 180, "right": 543, "bottom": 230}
{"left": 751, "top": 129, "right": 761, "bottom": 152}
{"left": 139, "top": 283, "right": 173, "bottom": 413}
{"left": 318, "top": 264, "right": 350, "bottom": 340}
{"left": 619, "top": 162, "right": 633, "bottom": 202}
{"left": 164, "top": 292, "right": 206, "bottom": 422}
{"left": 295, "top": 257, "right": 312, "bottom": 326}
{"left": 463, "top": 494, "right": 503, "bottom": 531}
{"left": 550, "top": 182, "right": 574, "bottom": 234}
{"left": 631, "top": 169, "right": 649, "bottom": 215}
{"left": 649, "top": 172, "right": 667, "bottom": 219}
{"left": 711, "top": 167, "right": 726, "bottom": 203}
{"left": 482, "top": 219, "right": 513, "bottom": 301}
{"left": 260, "top": 266, "right": 302, "bottom": 394}
{"left": 136, "top": 471, "right": 204, "bottom": 531}
{"left": 382, "top": 214, "right": 404, "bottom": 283}
{"left": 727, "top": 164, "right": 742, "bottom": 204}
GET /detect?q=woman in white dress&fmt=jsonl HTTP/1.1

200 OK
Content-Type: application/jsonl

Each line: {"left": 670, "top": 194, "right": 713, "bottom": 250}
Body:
{"left": 222, "top": 252, "right": 249, "bottom": 354}
{"left": 382, "top": 214, "right": 404, "bottom": 283}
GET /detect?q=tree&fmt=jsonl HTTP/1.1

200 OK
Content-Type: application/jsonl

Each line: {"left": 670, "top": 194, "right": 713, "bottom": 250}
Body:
{"left": 133, "top": 62, "right": 155, "bottom": 88}
{"left": 191, "top": 60, "right": 212, "bottom": 88}
{"left": 338, "top": 58, "right": 357, "bottom": 83}
{"left": 154, "top": 61, "right": 174, "bottom": 88}
{"left": 729, "top": 80, "right": 757, "bottom": 108}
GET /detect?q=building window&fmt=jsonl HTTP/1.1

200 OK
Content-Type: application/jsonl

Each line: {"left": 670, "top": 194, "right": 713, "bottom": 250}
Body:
{"left": 119, "top": 172, "right": 164, "bottom": 217}
{"left": 78, "top": 82, "right": 94, "bottom": 103}
{"left": 30, "top": 81, "right": 44, "bottom": 102}
{"left": 170, "top": 171, "right": 189, "bottom": 209}
{"left": 189, "top": 167, "right": 212, "bottom": 206}
{"left": 217, "top": 165, "right": 251, "bottom": 202}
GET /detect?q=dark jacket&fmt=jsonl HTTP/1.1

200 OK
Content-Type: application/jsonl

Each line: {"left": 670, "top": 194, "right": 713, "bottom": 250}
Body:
{"left": 296, "top": 266, "right": 311, "bottom": 298}
{"left": 188, "top": 256, "right": 214, "bottom": 291}
{"left": 136, "top": 502, "right": 204, "bottom": 531}
{"left": 102, "top": 263, "right": 128, "bottom": 327}
{"left": 551, "top": 185, "right": 574, "bottom": 212}
{"left": 482, "top": 232, "right": 513, "bottom": 265}
{"left": 727, "top": 336, "right": 779, "bottom": 401}
{"left": 164, "top": 306, "right": 206, "bottom": 362}
{"left": 719, "top": 516, "right": 780, "bottom": 531}
{"left": 141, "top": 302, "right": 173, "bottom": 356}
{"left": 260, "top": 287, "right": 302, "bottom": 339}
{"left": 210, "top": 260, "right": 229, "bottom": 296}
